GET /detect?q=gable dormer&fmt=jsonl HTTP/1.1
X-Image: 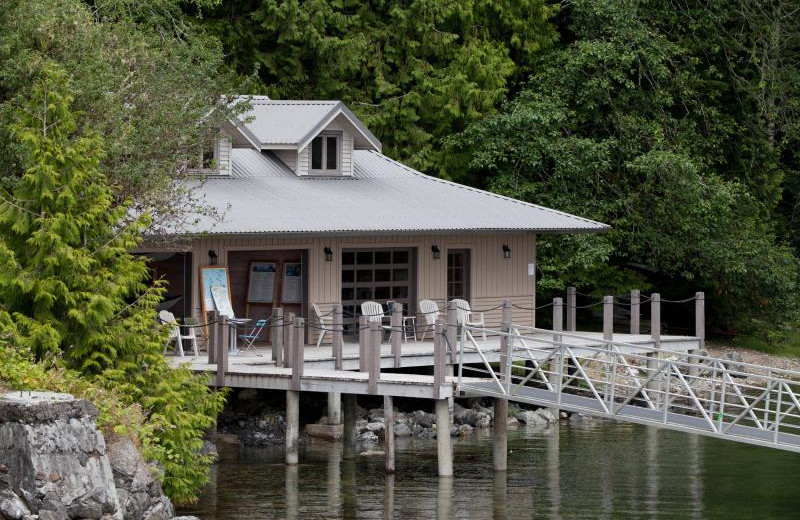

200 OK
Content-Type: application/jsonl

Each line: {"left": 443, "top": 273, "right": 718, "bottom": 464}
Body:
{"left": 231, "top": 98, "right": 381, "bottom": 177}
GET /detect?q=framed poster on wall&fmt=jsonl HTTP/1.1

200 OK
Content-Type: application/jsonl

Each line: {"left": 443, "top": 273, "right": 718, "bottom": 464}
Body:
{"left": 281, "top": 262, "right": 303, "bottom": 303}
{"left": 247, "top": 261, "right": 277, "bottom": 303}
{"left": 199, "top": 266, "right": 233, "bottom": 336}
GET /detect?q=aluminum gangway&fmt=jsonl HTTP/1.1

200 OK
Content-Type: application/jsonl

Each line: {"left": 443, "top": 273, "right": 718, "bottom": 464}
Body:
{"left": 455, "top": 323, "right": 800, "bottom": 453}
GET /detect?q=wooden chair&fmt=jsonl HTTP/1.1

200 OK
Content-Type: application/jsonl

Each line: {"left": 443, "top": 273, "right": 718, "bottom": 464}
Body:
{"left": 313, "top": 304, "right": 332, "bottom": 347}
{"left": 158, "top": 310, "right": 199, "bottom": 357}
{"left": 418, "top": 299, "right": 440, "bottom": 341}
{"left": 451, "top": 299, "right": 486, "bottom": 341}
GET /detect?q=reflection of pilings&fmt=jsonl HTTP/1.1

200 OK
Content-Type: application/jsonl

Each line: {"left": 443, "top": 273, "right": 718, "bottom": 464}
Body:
{"left": 327, "top": 444, "right": 341, "bottom": 516}
{"left": 494, "top": 398, "right": 508, "bottom": 472}
{"left": 343, "top": 394, "right": 357, "bottom": 460}
{"left": 285, "top": 464, "right": 299, "bottom": 520}
{"left": 436, "top": 399, "right": 453, "bottom": 476}
{"left": 687, "top": 433, "right": 703, "bottom": 519}
{"left": 645, "top": 426, "right": 658, "bottom": 518}
{"left": 437, "top": 476, "right": 453, "bottom": 519}
{"left": 342, "top": 457, "right": 357, "bottom": 518}
{"left": 384, "top": 474, "right": 395, "bottom": 520}
{"left": 546, "top": 425, "right": 561, "bottom": 520}
{"left": 492, "top": 471, "right": 508, "bottom": 520}
{"left": 286, "top": 390, "right": 300, "bottom": 465}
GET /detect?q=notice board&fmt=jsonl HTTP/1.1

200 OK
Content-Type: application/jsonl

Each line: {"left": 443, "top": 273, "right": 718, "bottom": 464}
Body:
{"left": 246, "top": 261, "right": 278, "bottom": 303}
{"left": 281, "top": 262, "right": 303, "bottom": 303}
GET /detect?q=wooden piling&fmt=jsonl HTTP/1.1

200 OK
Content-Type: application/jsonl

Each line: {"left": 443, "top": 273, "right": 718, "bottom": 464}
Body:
{"left": 689, "top": 292, "right": 705, "bottom": 377}
{"left": 647, "top": 294, "right": 661, "bottom": 393}
{"left": 272, "top": 307, "right": 284, "bottom": 365}
{"left": 216, "top": 315, "right": 228, "bottom": 388}
{"left": 446, "top": 300, "right": 457, "bottom": 363}
{"left": 286, "top": 389, "right": 299, "bottom": 465}
{"left": 391, "top": 304, "right": 402, "bottom": 368}
{"left": 384, "top": 395, "right": 395, "bottom": 473}
{"left": 358, "top": 315, "right": 368, "bottom": 372}
{"left": 343, "top": 394, "right": 357, "bottom": 460}
{"left": 333, "top": 304, "right": 343, "bottom": 370}
{"left": 433, "top": 322, "right": 446, "bottom": 399}
{"left": 368, "top": 320, "right": 381, "bottom": 394}
{"left": 327, "top": 392, "right": 341, "bottom": 425}
{"left": 551, "top": 298, "right": 563, "bottom": 410}
{"left": 500, "top": 299, "right": 512, "bottom": 388}
{"left": 291, "top": 317, "right": 304, "bottom": 391}
{"left": 208, "top": 310, "right": 218, "bottom": 365}
{"left": 630, "top": 290, "right": 640, "bottom": 335}
{"left": 283, "top": 311, "right": 295, "bottom": 369}
{"left": 435, "top": 399, "right": 453, "bottom": 477}
{"left": 493, "top": 397, "right": 508, "bottom": 472}
{"left": 566, "top": 287, "right": 576, "bottom": 332}
{"left": 603, "top": 296, "right": 614, "bottom": 343}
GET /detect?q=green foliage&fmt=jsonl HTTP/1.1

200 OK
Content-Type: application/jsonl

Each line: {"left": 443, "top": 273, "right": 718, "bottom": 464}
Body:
{"left": 0, "top": 64, "right": 225, "bottom": 504}
{"left": 194, "top": 0, "right": 558, "bottom": 174}
{"left": 449, "top": 0, "right": 800, "bottom": 332}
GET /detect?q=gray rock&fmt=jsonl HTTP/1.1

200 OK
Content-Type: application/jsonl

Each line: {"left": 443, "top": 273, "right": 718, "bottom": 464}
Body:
{"left": 367, "top": 408, "right": 384, "bottom": 422}
{"left": 535, "top": 408, "right": 557, "bottom": 423}
{"left": 357, "top": 431, "right": 378, "bottom": 443}
{"left": 366, "top": 422, "right": 384, "bottom": 432}
{"left": 516, "top": 410, "right": 547, "bottom": 426}
{"left": 0, "top": 494, "right": 29, "bottom": 520}
{"left": 172, "top": 517, "right": 202, "bottom": 520}
{"left": 412, "top": 410, "right": 435, "bottom": 428}
{"left": 394, "top": 424, "right": 412, "bottom": 437}
{"left": 506, "top": 417, "right": 519, "bottom": 428}
{"left": 107, "top": 435, "right": 174, "bottom": 520}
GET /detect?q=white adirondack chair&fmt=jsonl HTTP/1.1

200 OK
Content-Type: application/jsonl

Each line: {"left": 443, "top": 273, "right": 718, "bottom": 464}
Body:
{"left": 159, "top": 310, "right": 199, "bottom": 357}
{"left": 313, "top": 304, "right": 332, "bottom": 347}
{"left": 418, "top": 299, "right": 440, "bottom": 341}
{"left": 452, "top": 299, "right": 486, "bottom": 341}
{"left": 361, "top": 301, "right": 390, "bottom": 343}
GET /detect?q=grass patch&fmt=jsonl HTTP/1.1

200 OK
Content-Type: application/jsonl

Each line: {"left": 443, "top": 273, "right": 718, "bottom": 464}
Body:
{"left": 731, "top": 330, "right": 800, "bottom": 357}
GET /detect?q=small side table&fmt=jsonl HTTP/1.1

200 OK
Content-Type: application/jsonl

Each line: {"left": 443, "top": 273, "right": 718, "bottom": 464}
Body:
{"left": 401, "top": 316, "right": 417, "bottom": 342}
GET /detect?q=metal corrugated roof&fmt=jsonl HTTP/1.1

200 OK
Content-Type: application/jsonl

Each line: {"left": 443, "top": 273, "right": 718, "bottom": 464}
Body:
{"left": 178, "top": 148, "right": 609, "bottom": 235}
{"left": 237, "top": 99, "right": 381, "bottom": 150}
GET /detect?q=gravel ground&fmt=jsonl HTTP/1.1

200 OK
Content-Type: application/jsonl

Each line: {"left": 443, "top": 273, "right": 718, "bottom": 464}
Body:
{"left": 706, "top": 340, "right": 800, "bottom": 374}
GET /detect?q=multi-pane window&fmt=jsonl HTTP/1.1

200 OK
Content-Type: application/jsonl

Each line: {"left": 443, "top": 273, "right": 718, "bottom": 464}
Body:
{"left": 341, "top": 248, "right": 415, "bottom": 329}
{"left": 447, "top": 250, "right": 470, "bottom": 301}
{"left": 311, "top": 132, "right": 340, "bottom": 174}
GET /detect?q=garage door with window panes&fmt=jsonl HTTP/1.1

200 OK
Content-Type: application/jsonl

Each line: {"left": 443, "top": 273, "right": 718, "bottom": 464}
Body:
{"left": 341, "top": 249, "right": 416, "bottom": 330}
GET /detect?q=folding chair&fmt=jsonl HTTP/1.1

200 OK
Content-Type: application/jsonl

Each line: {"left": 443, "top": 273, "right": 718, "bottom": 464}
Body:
{"left": 238, "top": 318, "right": 269, "bottom": 356}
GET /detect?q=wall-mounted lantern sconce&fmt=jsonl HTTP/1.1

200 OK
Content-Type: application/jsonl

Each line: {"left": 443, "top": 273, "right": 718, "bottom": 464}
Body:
{"left": 324, "top": 246, "right": 333, "bottom": 262}
{"left": 502, "top": 244, "right": 511, "bottom": 259}
{"left": 431, "top": 244, "right": 441, "bottom": 260}
{"left": 208, "top": 249, "right": 218, "bottom": 266}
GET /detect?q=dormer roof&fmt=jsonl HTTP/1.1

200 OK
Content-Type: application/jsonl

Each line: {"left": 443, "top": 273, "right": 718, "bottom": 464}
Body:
{"left": 234, "top": 97, "right": 382, "bottom": 151}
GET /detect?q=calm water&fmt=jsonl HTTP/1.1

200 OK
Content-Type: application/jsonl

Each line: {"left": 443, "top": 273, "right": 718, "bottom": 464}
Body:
{"left": 179, "top": 419, "right": 800, "bottom": 519}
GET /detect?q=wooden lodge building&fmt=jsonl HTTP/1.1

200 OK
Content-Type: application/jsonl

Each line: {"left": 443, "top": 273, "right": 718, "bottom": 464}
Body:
{"left": 143, "top": 97, "right": 607, "bottom": 343}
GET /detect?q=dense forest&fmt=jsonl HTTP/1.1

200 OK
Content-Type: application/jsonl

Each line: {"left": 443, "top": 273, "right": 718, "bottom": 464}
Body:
{"left": 193, "top": 0, "right": 800, "bottom": 344}
{"left": 0, "top": 0, "right": 798, "bottom": 501}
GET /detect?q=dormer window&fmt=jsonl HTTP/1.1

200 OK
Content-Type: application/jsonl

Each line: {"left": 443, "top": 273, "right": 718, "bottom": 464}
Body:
{"left": 311, "top": 132, "right": 340, "bottom": 174}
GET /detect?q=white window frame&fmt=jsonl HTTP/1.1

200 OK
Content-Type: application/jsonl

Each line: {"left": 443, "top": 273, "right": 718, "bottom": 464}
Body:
{"left": 310, "top": 131, "right": 342, "bottom": 175}
{"left": 187, "top": 138, "right": 220, "bottom": 175}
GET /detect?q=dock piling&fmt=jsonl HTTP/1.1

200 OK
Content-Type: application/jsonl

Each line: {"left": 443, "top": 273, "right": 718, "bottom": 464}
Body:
{"left": 435, "top": 398, "right": 453, "bottom": 477}
{"left": 391, "top": 304, "right": 402, "bottom": 368}
{"left": 566, "top": 287, "right": 576, "bottom": 332}
{"left": 215, "top": 315, "right": 228, "bottom": 388}
{"left": 630, "top": 290, "right": 640, "bottom": 335}
{"left": 433, "top": 322, "right": 446, "bottom": 400}
{"left": 343, "top": 394, "right": 357, "bottom": 460}
{"left": 333, "top": 304, "right": 343, "bottom": 370}
{"left": 446, "top": 301, "right": 457, "bottom": 363}
{"left": 647, "top": 294, "right": 661, "bottom": 393}
{"left": 368, "top": 320, "right": 381, "bottom": 394}
{"left": 384, "top": 395, "right": 395, "bottom": 473}
{"left": 493, "top": 397, "right": 508, "bottom": 472}
{"left": 358, "top": 315, "right": 368, "bottom": 372}
{"left": 689, "top": 292, "right": 705, "bottom": 377}
{"left": 208, "top": 310, "right": 218, "bottom": 364}
{"left": 283, "top": 311, "right": 295, "bottom": 368}
{"left": 272, "top": 307, "right": 283, "bottom": 364}
{"left": 291, "top": 317, "right": 304, "bottom": 391}
{"left": 286, "top": 389, "right": 299, "bottom": 465}
{"left": 327, "top": 392, "right": 341, "bottom": 425}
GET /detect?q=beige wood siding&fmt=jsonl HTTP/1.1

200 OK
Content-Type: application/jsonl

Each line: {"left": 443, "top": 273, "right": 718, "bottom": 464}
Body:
{"left": 147, "top": 232, "right": 537, "bottom": 343}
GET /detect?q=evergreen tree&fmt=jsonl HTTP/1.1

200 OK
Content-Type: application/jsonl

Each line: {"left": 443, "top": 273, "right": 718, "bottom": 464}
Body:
{"left": 0, "top": 64, "right": 225, "bottom": 503}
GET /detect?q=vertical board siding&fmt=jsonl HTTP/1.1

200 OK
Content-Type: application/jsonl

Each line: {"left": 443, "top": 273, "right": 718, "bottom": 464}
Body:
{"left": 273, "top": 150, "right": 298, "bottom": 173}
{"left": 298, "top": 147, "right": 309, "bottom": 176}
{"left": 177, "top": 232, "right": 537, "bottom": 343}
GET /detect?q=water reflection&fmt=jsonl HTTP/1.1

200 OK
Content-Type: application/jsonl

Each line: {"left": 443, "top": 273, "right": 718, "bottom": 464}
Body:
{"left": 179, "top": 421, "right": 800, "bottom": 520}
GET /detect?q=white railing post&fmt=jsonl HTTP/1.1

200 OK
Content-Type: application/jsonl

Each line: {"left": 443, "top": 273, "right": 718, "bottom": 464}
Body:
{"left": 603, "top": 295, "right": 614, "bottom": 402}
{"left": 446, "top": 300, "right": 458, "bottom": 363}
{"left": 433, "top": 322, "right": 445, "bottom": 399}
{"left": 368, "top": 320, "right": 380, "bottom": 394}
{"left": 689, "top": 292, "right": 705, "bottom": 378}
{"left": 358, "top": 315, "right": 368, "bottom": 372}
{"left": 283, "top": 311, "right": 295, "bottom": 369}
{"left": 216, "top": 315, "right": 229, "bottom": 388}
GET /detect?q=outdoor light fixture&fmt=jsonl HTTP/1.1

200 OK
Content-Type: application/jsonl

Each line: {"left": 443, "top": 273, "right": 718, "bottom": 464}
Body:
{"left": 431, "top": 244, "right": 441, "bottom": 260}
{"left": 324, "top": 246, "right": 333, "bottom": 262}
{"left": 208, "top": 249, "right": 218, "bottom": 265}
{"left": 502, "top": 244, "right": 511, "bottom": 259}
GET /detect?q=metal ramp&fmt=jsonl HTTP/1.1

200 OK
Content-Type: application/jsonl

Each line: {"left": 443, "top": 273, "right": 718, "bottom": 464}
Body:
{"left": 455, "top": 325, "right": 800, "bottom": 453}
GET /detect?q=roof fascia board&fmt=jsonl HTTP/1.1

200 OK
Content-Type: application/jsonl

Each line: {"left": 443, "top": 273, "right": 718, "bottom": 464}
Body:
{"left": 297, "top": 103, "right": 382, "bottom": 152}
{"left": 225, "top": 115, "right": 263, "bottom": 150}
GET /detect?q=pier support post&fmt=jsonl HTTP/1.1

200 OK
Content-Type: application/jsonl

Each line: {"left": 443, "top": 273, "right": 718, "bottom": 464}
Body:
{"left": 333, "top": 304, "right": 343, "bottom": 370}
{"left": 630, "top": 290, "right": 640, "bottom": 335}
{"left": 435, "top": 399, "right": 453, "bottom": 477}
{"left": 493, "top": 397, "right": 508, "bottom": 472}
{"left": 215, "top": 315, "right": 228, "bottom": 388}
{"left": 566, "top": 287, "right": 576, "bottom": 332}
{"left": 647, "top": 294, "right": 661, "bottom": 394}
{"left": 368, "top": 320, "right": 381, "bottom": 395}
{"left": 433, "top": 323, "right": 446, "bottom": 400}
{"left": 286, "top": 390, "right": 300, "bottom": 465}
{"left": 384, "top": 395, "right": 395, "bottom": 473}
{"left": 272, "top": 307, "right": 283, "bottom": 365}
{"left": 603, "top": 296, "right": 614, "bottom": 344}
{"left": 327, "top": 392, "right": 342, "bottom": 425}
{"left": 343, "top": 394, "right": 357, "bottom": 460}
{"left": 500, "top": 299, "right": 512, "bottom": 393}
{"left": 391, "top": 304, "right": 402, "bottom": 368}
{"left": 689, "top": 292, "right": 705, "bottom": 378}
{"left": 446, "top": 301, "right": 457, "bottom": 364}
{"left": 551, "top": 298, "right": 563, "bottom": 413}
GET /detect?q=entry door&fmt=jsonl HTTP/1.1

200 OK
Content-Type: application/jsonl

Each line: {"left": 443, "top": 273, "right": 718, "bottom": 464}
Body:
{"left": 447, "top": 249, "right": 470, "bottom": 301}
